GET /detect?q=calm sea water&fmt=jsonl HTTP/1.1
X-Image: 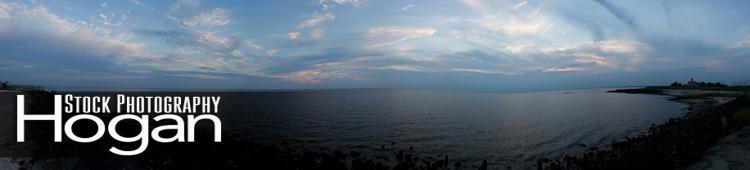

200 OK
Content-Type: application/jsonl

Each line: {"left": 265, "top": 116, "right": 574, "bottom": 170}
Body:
{"left": 220, "top": 88, "right": 685, "bottom": 168}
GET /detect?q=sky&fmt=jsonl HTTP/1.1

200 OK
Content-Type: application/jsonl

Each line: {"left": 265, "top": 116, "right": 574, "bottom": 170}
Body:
{"left": 0, "top": 0, "right": 749, "bottom": 91}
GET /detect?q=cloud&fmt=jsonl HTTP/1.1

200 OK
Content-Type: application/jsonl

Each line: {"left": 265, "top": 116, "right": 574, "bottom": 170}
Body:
{"left": 505, "top": 44, "right": 534, "bottom": 53}
{"left": 501, "top": 15, "right": 551, "bottom": 36}
{"left": 461, "top": 0, "right": 551, "bottom": 37}
{"left": 266, "top": 49, "right": 279, "bottom": 56}
{"left": 366, "top": 27, "right": 437, "bottom": 39}
{"left": 543, "top": 67, "right": 587, "bottom": 72}
{"left": 135, "top": 29, "right": 195, "bottom": 45}
{"left": 461, "top": 0, "right": 488, "bottom": 12}
{"left": 183, "top": 8, "right": 232, "bottom": 28}
{"left": 246, "top": 40, "right": 264, "bottom": 51}
{"left": 380, "top": 65, "right": 432, "bottom": 72}
{"left": 99, "top": 13, "right": 109, "bottom": 20}
{"left": 297, "top": 12, "right": 335, "bottom": 28}
{"left": 135, "top": 29, "right": 241, "bottom": 55}
{"left": 174, "top": 73, "right": 229, "bottom": 80}
{"left": 597, "top": 40, "right": 646, "bottom": 53}
{"left": 730, "top": 35, "right": 750, "bottom": 49}
{"left": 0, "top": 2, "right": 150, "bottom": 80}
{"left": 257, "top": 48, "right": 392, "bottom": 83}
{"left": 451, "top": 68, "right": 519, "bottom": 75}
{"left": 332, "top": 0, "right": 364, "bottom": 7}
{"left": 364, "top": 26, "right": 437, "bottom": 48}
{"left": 293, "top": 10, "right": 336, "bottom": 39}
{"left": 573, "top": 53, "right": 616, "bottom": 68}
{"left": 285, "top": 69, "right": 352, "bottom": 84}
{"left": 131, "top": 4, "right": 267, "bottom": 74}
{"left": 170, "top": 0, "right": 200, "bottom": 12}
{"left": 0, "top": 2, "right": 145, "bottom": 59}
{"left": 287, "top": 32, "right": 300, "bottom": 39}
{"left": 513, "top": 0, "right": 528, "bottom": 9}
{"left": 543, "top": 39, "right": 649, "bottom": 67}
{"left": 196, "top": 31, "right": 232, "bottom": 47}
{"left": 402, "top": 4, "right": 415, "bottom": 11}
{"left": 189, "top": 57, "right": 230, "bottom": 71}
{"left": 128, "top": 0, "right": 181, "bottom": 23}
{"left": 592, "top": 0, "right": 637, "bottom": 31}
{"left": 3, "top": 0, "right": 749, "bottom": 90}
{"left": 438, "top": 49, "right": 535, "bottom": 74}
{"left": 310, "top": 28, "right": 324, "bottom": 38}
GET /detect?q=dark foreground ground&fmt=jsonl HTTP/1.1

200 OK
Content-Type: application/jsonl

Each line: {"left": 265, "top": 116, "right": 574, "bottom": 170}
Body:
{"left": 3, "top": 85, "right": 750, "bottom": 170}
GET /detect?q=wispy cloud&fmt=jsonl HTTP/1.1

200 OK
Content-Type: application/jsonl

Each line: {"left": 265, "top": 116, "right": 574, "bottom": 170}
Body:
{"left": 169, "top": 0, "right": 200, "bottom": 12}
{"left": 543, "top": 67, "right": 587, "bottom": 72}
{"left": 592, "top": 0, "right": 637, "bottom": 31}
{"left": 331, "top": 0, "right": 365, "bottom": 7}
{"left": 183, "top": 8, "right": 232, "bottom": 28}
{"left": 288, "top": 32, "right": 301, "bottom": 40}
{"left": 364, "top": 26, "right": 437, "bottom": 48}
{"left": 573, "top": 53, "right": 616, "bottom": 68}
{"left": 1, "top": 0, "right": 749, "bottom": 90}
{"left": 366, "top": 27, "right": 437, "bottom": 39}
{"left": 402, "top": 4, "right": 415, "bottom": 11}
{"left": 730, "top": 35, "right": 750, "bottom": 49}
{"left": 0, "top": 2, "right": 145, "bottom": 59}
{"left": 451, "top": 68, "right": 519, "bottom": 75}
{"left": 513, "top": 0, "right": 528, "bottom": 9}
{"left": 380, "top": 65, "right": 433, "bottom": 72}
{"left": 297, "top": 12, "right": 335, "bottom": 29}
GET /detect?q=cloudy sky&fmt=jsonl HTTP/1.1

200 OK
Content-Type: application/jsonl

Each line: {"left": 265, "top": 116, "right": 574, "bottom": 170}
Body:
{"left": 0, "top": 0, "right": 749, "bottom": 91}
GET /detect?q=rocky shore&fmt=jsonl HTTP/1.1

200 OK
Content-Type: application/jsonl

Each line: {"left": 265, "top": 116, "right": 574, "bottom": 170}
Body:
{"left": 535, "top": 87, "right": 749, "bottom": 169}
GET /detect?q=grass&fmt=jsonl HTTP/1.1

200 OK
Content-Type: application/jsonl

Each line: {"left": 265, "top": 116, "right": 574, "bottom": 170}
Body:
{"left": 732, "top": 107, "right": 750, "bottom": 127}
{"left": 670, "top": 92, "right": 746, "bottom": 100}
{"left": 607, "top": 88, "right": 665, "bottom": 94}
{"left": 647, "top": 85, "right": 750, "bottom": 92}
{"left": 610, "top": 86, "right": 750, "bottom": 99}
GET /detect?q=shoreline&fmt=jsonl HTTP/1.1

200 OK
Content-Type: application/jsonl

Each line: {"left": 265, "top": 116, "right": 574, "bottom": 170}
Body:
{"left": 535, "top": 86, "right": 749, "bottom": 169}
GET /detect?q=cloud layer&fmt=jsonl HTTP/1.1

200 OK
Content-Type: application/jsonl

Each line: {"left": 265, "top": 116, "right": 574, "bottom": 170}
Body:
{"left": 1, "top": 0, "right": 749, "bottom": 90}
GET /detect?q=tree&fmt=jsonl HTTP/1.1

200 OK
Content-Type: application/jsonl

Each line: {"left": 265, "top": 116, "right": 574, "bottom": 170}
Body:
{"left": 715, "top": 82, "right": 727, "bottom": 87}
{"left": 0, "top": 81, "right": 8, "bottom": 90}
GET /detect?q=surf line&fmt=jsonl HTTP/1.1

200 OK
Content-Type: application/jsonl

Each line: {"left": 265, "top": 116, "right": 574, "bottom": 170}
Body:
{"left": 16, "top": 94, "right": 222, "bottom": 156}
